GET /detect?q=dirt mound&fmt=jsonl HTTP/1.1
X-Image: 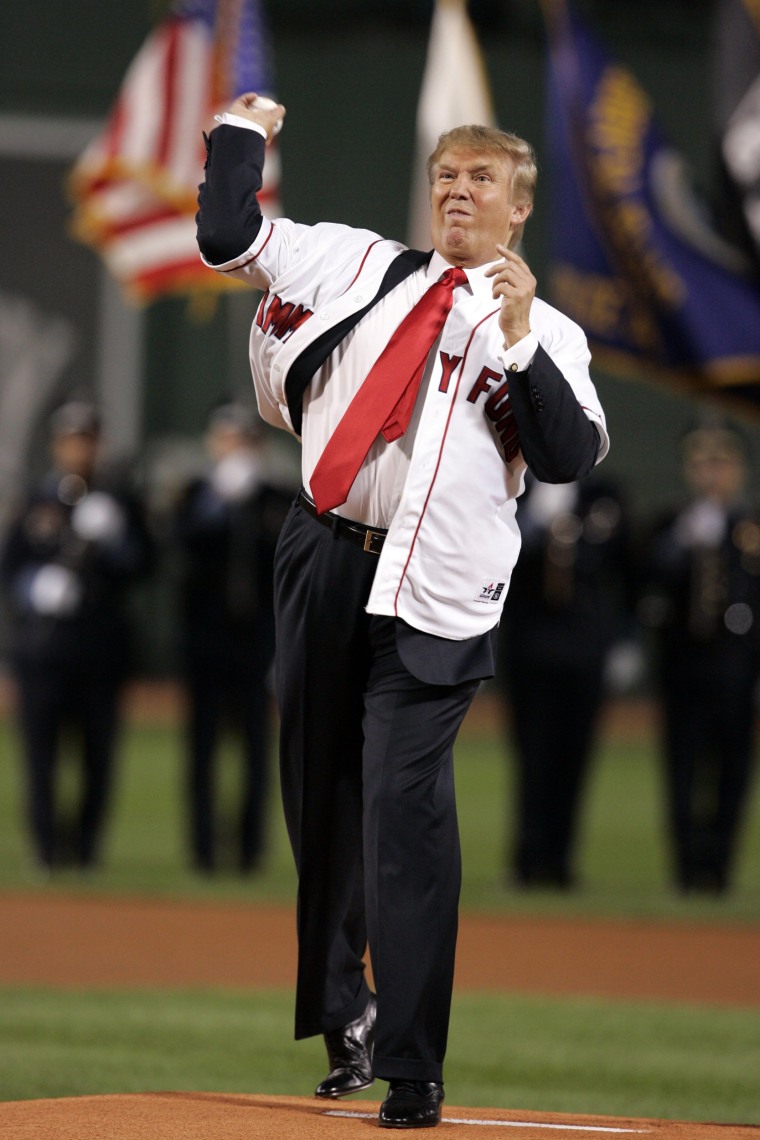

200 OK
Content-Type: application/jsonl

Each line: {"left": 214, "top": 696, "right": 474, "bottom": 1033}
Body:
{"left": 1, "top": 1092, "right": 758, "bottom": 1140}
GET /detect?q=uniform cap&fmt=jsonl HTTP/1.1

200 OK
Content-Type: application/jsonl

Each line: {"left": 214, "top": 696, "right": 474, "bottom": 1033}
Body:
{"left": 680, "top": 424, "right": 745, "bottom": 463}
{"left": 207, "top": 400, "right": 262, "bottom": 436}
{"left": 49, "top": 400, "right": 101, "bottom": 438}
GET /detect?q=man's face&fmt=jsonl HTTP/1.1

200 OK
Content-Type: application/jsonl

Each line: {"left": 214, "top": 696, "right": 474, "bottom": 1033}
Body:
{"left": 51, "top": 432, "right": 99, "bottom": 479}
{"left": 685, "top": 451, "right": 745, "bottom": 505}
{"left": 206, "top": 424, "right": 253, "bottom": 462}
{"left": 429, "top": 147, "right": 530, "bottom": 267}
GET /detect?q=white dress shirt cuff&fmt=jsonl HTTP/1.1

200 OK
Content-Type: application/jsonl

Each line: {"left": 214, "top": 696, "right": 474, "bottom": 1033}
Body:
{"left": 500, "top": 330, "right": 539, "bottom": 374}
{"left": 213, "top": 112, "right": 267, "bottom": 140}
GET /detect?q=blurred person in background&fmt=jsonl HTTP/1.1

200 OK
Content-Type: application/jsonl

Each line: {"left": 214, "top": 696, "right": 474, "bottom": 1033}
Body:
{"left": 0, "top": 399, "right": 153, "bottom": 874}
{"left": 171, "top": 399, "right": 291, "bottom": 875}
{"left": 498, "top": 473, "right": 638, "bottom": 890}
{"left": 639, "top": 421, "right": 760, "bottom": 894}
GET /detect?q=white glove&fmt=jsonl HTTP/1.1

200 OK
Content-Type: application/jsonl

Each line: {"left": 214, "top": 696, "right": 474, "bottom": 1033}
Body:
{"left": 210, "top": 451, "right": 262, "bottom": 501}
{"left": 675, "top": 500, "right": 727, "bottom": 549}
{"left": 71, "top": 492, "right": 126, "bottom": 544}
{"left": 29, "top": 563, "right": 83, "bottom": 616}
{"left": 525, "top": 481, "right": 578, "bottom": 526}
{"left": 604, "top": 640, "right": 646, "bottom": 694}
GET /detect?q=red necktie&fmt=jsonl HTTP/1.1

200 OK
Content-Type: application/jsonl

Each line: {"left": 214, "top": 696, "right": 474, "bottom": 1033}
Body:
{"left": 310, "top": 266, "right": 467, "bottom": 514}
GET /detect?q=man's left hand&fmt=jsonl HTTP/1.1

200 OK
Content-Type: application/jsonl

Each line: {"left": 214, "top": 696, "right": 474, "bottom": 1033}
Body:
{"left": 485, "top": 244, "right": 536, "bottom": 349}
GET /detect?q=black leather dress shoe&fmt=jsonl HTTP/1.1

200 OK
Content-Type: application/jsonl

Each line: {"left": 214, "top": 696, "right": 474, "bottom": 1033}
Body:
{"left": 378, "top": 1080, "right": 445, "bottom": 1128}
{"left": 314, "top": 993, "right": 376, "bottom": 1098}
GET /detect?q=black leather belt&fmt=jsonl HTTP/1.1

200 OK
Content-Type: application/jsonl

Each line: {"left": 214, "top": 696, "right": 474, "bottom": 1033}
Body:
{"left": 296, "top": 490, "right": 387, "bottom": 554}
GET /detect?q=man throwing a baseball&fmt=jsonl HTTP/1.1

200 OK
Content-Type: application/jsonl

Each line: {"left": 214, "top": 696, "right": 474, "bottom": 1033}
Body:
{"left": 197, "top": 92, "right": 608, "bottom": 1129}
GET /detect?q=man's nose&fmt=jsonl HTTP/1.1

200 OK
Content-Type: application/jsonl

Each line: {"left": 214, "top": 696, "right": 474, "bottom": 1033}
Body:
{"left": 448, "top": 175, "right": 470, "bottom": 196}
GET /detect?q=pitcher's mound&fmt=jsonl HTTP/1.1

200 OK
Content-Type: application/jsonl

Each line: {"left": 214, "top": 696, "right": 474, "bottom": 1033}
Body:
{"left": 0, "top": 1092, "right": 757, "bottom": 1139}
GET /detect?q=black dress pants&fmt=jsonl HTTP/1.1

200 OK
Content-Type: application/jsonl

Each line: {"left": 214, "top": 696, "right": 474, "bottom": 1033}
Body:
{"left": 184, "top": 652, "right": 271, "bottom": 872}
{"left": 273, "top": 503, "right": 480, "bottom": 1083}
{"left": 507, "top": 657, "right": 605, "bottom": 887}
{"left": 15, "top": 659, "right": 120, "bottom": 868}
{"left": 659, "top": 643, "right": 758, "bottom": 892}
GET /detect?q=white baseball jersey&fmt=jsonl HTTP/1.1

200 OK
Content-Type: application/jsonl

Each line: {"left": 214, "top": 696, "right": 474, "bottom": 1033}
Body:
{"left": 202, "top": 183, "right": 609, "bottom": 641}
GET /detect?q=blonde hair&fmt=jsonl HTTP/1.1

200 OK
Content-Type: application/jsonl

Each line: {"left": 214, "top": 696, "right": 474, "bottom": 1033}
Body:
{"left": 427, "top": 125, "right": 537, "bottom": 247}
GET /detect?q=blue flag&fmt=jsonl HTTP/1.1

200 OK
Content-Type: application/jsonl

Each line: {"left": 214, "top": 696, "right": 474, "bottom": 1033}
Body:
{"left": 542, "top": 0, "right": 760, "bottom": 415}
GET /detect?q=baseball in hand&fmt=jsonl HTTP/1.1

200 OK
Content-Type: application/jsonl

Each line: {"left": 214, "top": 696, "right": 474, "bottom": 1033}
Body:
{"left": 251, "top": 95, "right": 283, "bottom": 136}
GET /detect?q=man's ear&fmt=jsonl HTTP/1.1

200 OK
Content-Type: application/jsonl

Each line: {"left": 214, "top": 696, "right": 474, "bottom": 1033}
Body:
{"left": 511, "top": 201, "right": 533, "bottom": 227}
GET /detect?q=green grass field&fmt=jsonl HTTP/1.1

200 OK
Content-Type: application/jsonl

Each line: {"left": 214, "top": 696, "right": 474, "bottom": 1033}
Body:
{"left": 1, "top": 700, "right": 759, "bottom": 1122}
{"left": 2, "top": 703, "right": 758, "bottom": 919}
{"left": 1, "top": 988, "right": 759, "bottom": 1123}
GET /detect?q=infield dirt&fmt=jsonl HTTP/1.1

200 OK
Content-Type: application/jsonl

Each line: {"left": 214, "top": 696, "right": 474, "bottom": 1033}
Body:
{"left": 1, "top": 891, "right": 759, "bottom": 1139}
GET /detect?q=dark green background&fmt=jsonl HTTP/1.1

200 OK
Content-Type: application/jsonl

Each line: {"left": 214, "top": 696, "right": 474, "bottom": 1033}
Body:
{"left": 2, "top": 0, "right": 748, "bottom": 508}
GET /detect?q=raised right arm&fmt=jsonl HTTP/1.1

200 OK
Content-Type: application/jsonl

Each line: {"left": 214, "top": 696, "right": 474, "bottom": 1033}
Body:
{"left": 196, "top": 94, "right": 285, "bottom": 286}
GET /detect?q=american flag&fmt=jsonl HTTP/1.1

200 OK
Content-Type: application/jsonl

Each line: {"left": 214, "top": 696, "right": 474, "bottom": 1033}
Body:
{"left": 68, "top": 0, "right": 280, "bottom": 303}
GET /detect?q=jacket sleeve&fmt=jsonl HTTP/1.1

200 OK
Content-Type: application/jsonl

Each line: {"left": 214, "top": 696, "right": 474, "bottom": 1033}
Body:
{"left": 196, "top": 125, "right": 267, "bottom": 267}
{"left": 508, "top": 344, "right": 601, "bottom": 482}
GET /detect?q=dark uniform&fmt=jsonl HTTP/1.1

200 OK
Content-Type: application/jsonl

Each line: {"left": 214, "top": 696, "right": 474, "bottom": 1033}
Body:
{"left": 639, "top": 425, "right": 760, "bottom": 893}
{"left": 172, "top": 403, "right": 291, "bottom": 873}
{"left": 0, "top": 401, "right": 153, "bottom": 871}
{"left": 499, "top": 474, "right": 634, "bottom": 889}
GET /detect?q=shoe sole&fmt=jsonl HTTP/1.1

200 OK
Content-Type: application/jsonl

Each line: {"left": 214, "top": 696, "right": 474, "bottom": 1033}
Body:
{"left": 314, "top": 1079, "right": 375, "bottom": 1099}
{"left": 378, "top": 1119, "right": 440, "bottom": 1129}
